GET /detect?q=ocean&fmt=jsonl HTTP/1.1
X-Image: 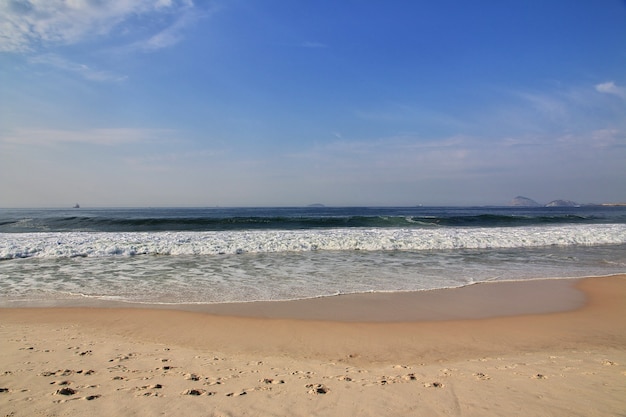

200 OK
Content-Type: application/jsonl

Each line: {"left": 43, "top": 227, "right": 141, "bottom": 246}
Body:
{"left": 1, "top": 206, "right": 625, "bottom": 306}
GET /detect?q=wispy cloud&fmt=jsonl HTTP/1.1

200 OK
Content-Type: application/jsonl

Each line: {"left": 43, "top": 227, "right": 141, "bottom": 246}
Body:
{"left": 1, "top": 127, "right": 176, "bottom": 146}
{"left": 0, "top": 0, "right": 198, "bottom": 53}
{"left": 123, "top": 148, "right": 225, "bottom": 172}
{"left": 514, "top": 91, "right": 569, "bottom": 121}
{"left": 288, "top": 135, "right": 485, "bottom": 179}
{"left": 595, "top": 81, "right": 626, "bottom": 100}
{"left": 590, "top": 129, "right": 626, "bottom": 148}
{"left": 127, "top": 5, "right": 207, "bottom": 52}
{"left": 28, "top": 53, "right": 127, "bottom": 82}
{"left": 286, "top": 126, "right": 626, "bottom": 186}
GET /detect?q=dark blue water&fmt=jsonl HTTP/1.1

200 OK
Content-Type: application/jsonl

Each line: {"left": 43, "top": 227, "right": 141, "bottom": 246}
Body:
{"left": 1, "top": 205, "right": 624, "bottom": 233}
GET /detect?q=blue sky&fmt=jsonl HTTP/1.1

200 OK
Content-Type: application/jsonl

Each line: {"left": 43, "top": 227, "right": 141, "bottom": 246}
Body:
{"left": 1, "top": 0, "right": 625, "bottom": 207}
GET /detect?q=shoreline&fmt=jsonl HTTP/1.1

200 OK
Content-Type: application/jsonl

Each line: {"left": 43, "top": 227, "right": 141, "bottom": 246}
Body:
{"left": 2, "top": 275, "right": 624, "bottom": 360}
{"left": 2, "top": 275, "right": 625, "bottom": 416}
{"left": 175, "top": 276, "right": 589, "bottom": 321}
{"left": 0, "top": 275, "right": 595, "bottom": 321}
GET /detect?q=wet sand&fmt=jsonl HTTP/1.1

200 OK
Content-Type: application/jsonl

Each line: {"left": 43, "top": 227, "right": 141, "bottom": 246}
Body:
{"left": 1, "top": 275, "right": 625, "bottom": 416}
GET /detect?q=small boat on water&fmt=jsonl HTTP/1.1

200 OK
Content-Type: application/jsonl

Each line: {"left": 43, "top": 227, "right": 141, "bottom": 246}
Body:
{"left": 73, "top": 203, "right": 80, "bottom": 209}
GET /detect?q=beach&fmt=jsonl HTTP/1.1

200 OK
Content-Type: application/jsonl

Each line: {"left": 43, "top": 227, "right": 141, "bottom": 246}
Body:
{"left": 4, "top": 1, "right": 626, "bottom": 414}
{"left": 1, "top": 275, "right": 625, "bottom": 416}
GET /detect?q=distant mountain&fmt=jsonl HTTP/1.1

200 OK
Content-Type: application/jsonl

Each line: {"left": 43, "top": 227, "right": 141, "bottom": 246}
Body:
{"left": 307, "top": 203, "right": 326, "bottom": 208}
{"left": 509, "top": 196, "right": 541, "bottom": 207}
{"left": 545, "top": 199, "right": 579, "bottom": 207}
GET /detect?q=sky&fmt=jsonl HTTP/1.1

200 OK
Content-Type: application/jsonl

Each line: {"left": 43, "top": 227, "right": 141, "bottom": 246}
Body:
{"left": 1, "top": 0, "right": 625, "bottom": 207}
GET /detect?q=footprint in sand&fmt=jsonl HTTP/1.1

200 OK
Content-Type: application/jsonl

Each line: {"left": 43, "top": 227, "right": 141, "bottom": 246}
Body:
{"left": 261, "top": 378, "right": 285, "bottom": 385}
{"left": 107, "top": 364, "right": 128, "bottom": 373}
{"left": 292, "top": 370, "right": 315, "bottom": 379}
{"left": 134, "top": 384, "right": 164, "bottom": 397}
{"left": 55, "top": 387, "right": 77, "bottom": 396}
{"left": 182, "top": 388, "right": 218, "bottom": 397}
{"left": 50, "top": 380, "right": 72, "bottom": 386}
{"left": 306, "top": 384, "right": 329, "bottom": 394}
{"left": 366, "top": 373, "right": 417, "bottom": 386}
{"left": 473, "top": 372, "right": 491, "bottom": 380}
{"left": 40, "top": 369, "right": 75, "bottom": 377}
{"left": 78, "top": 369, "right": 95, "bottom": 375}
{"left": 183, "top": 388, "right": 212, "bottom": 396}
{"left": 204, "top": 377, "right": 224, "bottom": 386}
{"left": 185, "top": 373, "right": 201, "bottom": 381}
{"left": 378, "top": 376, "right": 392, "bottom": 385}
{"left": 109, "top": 353, "right": 136, "bottom": 363}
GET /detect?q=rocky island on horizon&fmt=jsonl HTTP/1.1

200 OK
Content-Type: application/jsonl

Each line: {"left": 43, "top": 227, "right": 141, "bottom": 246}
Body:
{"left": 508, "top": 196, "right": 625, "bottom": 207}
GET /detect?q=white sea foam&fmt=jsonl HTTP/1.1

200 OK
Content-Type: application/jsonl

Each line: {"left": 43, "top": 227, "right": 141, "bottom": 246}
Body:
{"left": 1, "top": 224, "right": 625, "bottom": 260}
{"left": 1, "top": 244, "right": 625, "bottom": 305}
{"left": 1, "top": 243, "right": 626, "bottom": 306}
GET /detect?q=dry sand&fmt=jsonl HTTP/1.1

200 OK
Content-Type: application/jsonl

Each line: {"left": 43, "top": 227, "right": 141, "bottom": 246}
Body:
{"left": 1, "top": 275, "right": 625, "bottom": 416}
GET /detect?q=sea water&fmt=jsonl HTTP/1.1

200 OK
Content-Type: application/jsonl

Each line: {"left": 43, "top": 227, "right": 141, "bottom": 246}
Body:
{"left": 1, "top": 206, "right": 625, "bottom": 305}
